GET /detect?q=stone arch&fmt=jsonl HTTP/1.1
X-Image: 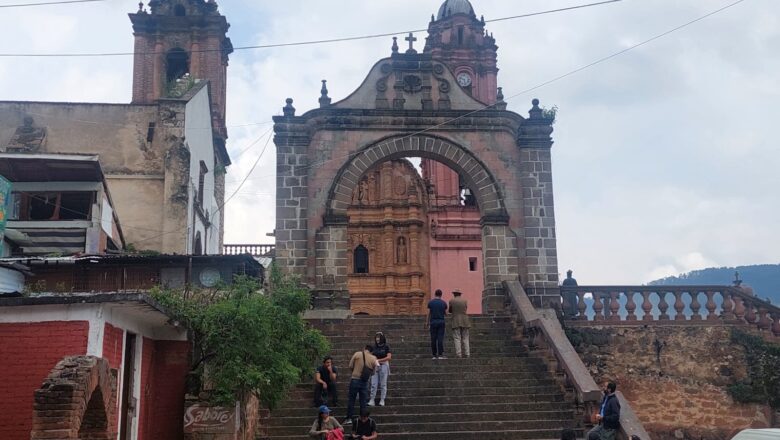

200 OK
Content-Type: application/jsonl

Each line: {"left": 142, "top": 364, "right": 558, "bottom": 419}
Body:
{"left": 165, "top": 47, "right": 189, "bottom": 82}
{"left": 326, "top": 134, "right": 507, "bottom": 221}
{"left": 32, "top": 356, "right": 117, "bottom": 440}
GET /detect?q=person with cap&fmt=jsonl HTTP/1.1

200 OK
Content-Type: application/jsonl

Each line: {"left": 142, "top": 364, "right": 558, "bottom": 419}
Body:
{"left": 368, "top": 331, "right": 392, "bottom": 406}
{"left": 448, "top": 289, "right": 472, "bottom": 358}
{"left": 309, "top": 405, "right": 343, "bottom": 439}
{"left": 349, "top": 409, "right": 378, "bottom": 440}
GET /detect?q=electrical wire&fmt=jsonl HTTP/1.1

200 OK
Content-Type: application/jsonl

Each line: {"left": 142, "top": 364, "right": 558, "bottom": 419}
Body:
{"left": 0, "top": 0, "right": 623, "bottom": 57}
{"left": 0, "top": 0, "right": 104, "bottom": 8}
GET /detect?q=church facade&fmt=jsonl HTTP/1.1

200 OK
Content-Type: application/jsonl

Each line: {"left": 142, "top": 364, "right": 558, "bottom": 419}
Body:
{"left": 274, "top": 0, "right": 560, "bottom": 314}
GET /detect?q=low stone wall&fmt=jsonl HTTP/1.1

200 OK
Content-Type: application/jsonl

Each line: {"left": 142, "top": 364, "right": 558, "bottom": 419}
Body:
{"left": 566, "top": 325, "right": 775, "bottom": 439}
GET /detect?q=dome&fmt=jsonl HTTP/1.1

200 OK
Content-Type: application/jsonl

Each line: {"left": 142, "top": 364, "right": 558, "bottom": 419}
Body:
{"left": 436, "top": 0, "right": 475, "bottom": 20}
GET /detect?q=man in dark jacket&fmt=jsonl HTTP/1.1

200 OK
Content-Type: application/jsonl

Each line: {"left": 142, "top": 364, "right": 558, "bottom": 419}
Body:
{"left": 588, "top": 381, "right": 621, "bottom": 440}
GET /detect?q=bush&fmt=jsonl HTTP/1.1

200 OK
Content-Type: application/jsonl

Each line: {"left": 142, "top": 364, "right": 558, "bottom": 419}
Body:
{"left": 728, "top": 329, "right": 780, "bottom": 409}
{"left": 151, "top": 269, "right": 329, "bottom": 408}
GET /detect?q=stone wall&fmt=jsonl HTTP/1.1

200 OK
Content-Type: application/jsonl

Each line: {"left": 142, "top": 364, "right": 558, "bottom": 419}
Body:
{"left": 567, "top": 325, "right": 775, "bottom": 439}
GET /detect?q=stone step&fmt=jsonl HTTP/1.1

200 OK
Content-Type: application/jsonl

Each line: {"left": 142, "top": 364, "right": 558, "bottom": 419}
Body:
{"left": 265, "top": 430, "right": 577, "bottom": 440}
{"left": 286, "top": 385, "right": 562, "bottom": 400}
{"left": 319, "top": 356, "right": 541, "bottom": 367}
{"left": 272, "top": 409, "right": 573, "bottom": 427}
{"left": 324, "top": 348, "right": 524, "bottom": 358}
{"left": 277, "top": 392, "right": 566, "bottom": 409}
{"left": 269, "top": 418, "right": 572, "bottom": 436}
{"left": 271, "top": 401, "right": 571, "bottom": 418}
{"left": 293, "top": 377, "right": 556, "bottom": 390}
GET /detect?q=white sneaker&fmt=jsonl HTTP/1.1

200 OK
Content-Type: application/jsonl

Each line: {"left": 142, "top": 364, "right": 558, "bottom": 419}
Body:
{"left": 368, "top": 400, "right": 375, "bottom": 407}
{"left": 438, "top": 355, "right": 448, "bottom": 360}
{"left": 379, "top": 400, "right": 385, "bottom": 406}
{"left": 432, "top": 356, "right": 438, "bottom": 360}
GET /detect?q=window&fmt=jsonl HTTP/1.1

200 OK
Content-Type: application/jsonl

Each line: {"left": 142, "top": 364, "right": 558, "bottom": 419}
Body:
{"left": 173, "top": 4, "right": 186, "bottom": 16}
{"left": 469, "top": 257, "right": 478, "bottom": 272}
{"left": 198, "top": 161, "right": 208, "bottom": 209}
{"left": 354, "top": 245, "right": 369, "bottom": 274}
{"left": 458, "top": 27, "right": 464, "bottom": 45}
{"left": 194, "top": 232, "right": 203, "bottom": 256}
{"left": 11, "top": 192, "right": 92, "bottom": 221}
{"left": 165, "top": 48, "right": 189, "bottom": 82}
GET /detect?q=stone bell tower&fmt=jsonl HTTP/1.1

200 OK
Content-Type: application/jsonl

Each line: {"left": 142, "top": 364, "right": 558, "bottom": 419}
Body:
{"left": 424, "top": 0, "right": 499, "bottom": 105}
{"left": 129, "top": 0, "right": 233, "bottom": 141}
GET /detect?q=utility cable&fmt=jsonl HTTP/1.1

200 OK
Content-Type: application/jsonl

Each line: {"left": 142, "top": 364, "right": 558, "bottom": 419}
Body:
{"left": 231, "top": 0, "right": 750, "bottom": 184}
{"left": 0, "top": 0, "right": 104, "bottom": 8}
{"left": 0, "top": 0, "right": 622, "bottom": 57}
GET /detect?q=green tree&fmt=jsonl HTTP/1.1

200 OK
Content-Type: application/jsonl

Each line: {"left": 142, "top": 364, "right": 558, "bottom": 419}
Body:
{"left": 151, "top": 269, "right": 329, "bottom": 408}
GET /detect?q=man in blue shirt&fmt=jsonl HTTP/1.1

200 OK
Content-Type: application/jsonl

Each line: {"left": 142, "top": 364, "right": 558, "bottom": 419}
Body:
{"left": 426, "top": 289, "right": 448, "bottom": 359}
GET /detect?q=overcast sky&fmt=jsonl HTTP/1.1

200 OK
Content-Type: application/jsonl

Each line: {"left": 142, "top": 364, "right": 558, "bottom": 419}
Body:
{"left": 1, "top": 0, "right": 778, "bottom": 284}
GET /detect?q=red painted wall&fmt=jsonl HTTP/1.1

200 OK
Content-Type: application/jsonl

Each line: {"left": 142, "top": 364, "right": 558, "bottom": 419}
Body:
{"left": 102, "top": 322, "right": 124, "bottom": 433}
{"left": 138, "top": 337, "right": 189, "bottom": 440}
{"left": 0, "top": 321, "right": 89, "bottom": 440}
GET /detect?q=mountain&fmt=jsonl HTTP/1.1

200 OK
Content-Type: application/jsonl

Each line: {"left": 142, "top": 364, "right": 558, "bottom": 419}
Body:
{"left": 649, "top": 264, "right": 780, "bottom": 305}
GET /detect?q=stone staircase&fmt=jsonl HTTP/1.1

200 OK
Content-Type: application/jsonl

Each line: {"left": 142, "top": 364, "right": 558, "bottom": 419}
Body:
{"left": 265, "top": 315, "right": 579, "bottom": 439}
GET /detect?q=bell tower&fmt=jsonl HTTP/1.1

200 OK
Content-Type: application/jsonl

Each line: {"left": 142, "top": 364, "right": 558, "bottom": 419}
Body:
{"left": 129, "top": 0, "right": 233, "bottom": 140}
{"left": 424, "top": 0, "right": 499, "bottom": 105}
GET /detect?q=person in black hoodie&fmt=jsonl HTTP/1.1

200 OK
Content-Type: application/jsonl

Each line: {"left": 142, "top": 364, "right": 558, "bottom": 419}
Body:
{"left": 588, "top": 381, "right": 621, "bottom": 440}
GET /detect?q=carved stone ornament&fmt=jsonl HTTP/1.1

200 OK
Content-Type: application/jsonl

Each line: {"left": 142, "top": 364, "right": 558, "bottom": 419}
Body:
{"left": 376, "top": 78, "right": 388, "bottom": 93}
{"left": 6, "top": 116, "right": 46, "bottom": 153}
{"left": 380, "top": 63, "right": 393, "bottom": 74}
{"left": 393, "top": 176, "right": 408, "bottom": 196}
{"left": 438, "top": 79, "right": 451, "bottom": 93}
{"left": 403, "top": 75, "right": 423, "bottom": 94}
{"left": 433, "top": 64, "right": 445, "bottom": 76}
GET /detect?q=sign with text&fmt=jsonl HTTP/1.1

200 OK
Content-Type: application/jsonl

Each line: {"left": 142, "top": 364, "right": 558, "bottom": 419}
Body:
{"left": 184, "top": 402, "right": 239, "bottom": 434}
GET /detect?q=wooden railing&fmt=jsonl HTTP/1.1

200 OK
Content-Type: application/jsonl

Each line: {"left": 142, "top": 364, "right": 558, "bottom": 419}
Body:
{"left": 561, "top": 285, "right": 780, "bottom": 337}
{"left": 505, "top": 281, "right": 651, "bottom": 440}
{"left": 222, "top": 244, "right": 275, "bottom": 257}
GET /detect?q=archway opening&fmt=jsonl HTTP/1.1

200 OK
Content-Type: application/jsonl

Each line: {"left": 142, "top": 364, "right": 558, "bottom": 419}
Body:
{"left": 78, "top": 388, "right": 108, "bottom": 435}
{"left": 165, "top": 48, "right": 189, "bottom": 83}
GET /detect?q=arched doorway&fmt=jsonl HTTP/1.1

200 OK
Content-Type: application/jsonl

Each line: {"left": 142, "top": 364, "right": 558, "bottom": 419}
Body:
{"left": 32, "top": 356, "right": 117, "bottom": 439}
{"left": 319, "top": 134, "right": 519, "bottom": 314}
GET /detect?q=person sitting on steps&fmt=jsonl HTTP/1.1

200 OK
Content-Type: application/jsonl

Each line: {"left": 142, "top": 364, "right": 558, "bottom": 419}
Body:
{"left": 368, "top": 331, "right": 391, "bottom": 407}
{"left": 349, "top": 408, "right": 378, "bottom": 440}
{"left": 309, "top": 405, "right": 343, "bottom": 440}
{"left": 314, "top": 356, "right": 338, "bottom": 407}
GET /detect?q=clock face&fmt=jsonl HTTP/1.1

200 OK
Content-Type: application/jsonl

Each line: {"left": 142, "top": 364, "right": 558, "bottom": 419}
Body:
{"left": 199, "top": 268, "right": 221, "bottom": 287}
{"left": 457, "top": 73, "right": 472, "bottom": 87}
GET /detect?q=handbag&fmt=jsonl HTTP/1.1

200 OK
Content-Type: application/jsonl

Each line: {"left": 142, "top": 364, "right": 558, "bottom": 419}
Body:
{"left": 326, "top": 427, "right": 344, "bottom": 440}
{"left": 359, "top": 351, "right": 374, "bottom": 382}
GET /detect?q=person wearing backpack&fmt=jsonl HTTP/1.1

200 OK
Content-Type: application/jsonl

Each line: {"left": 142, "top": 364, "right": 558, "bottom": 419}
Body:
{"left": 349, "top": 409, "right": 378, "bottom": 439}
{"left": 344, "top": 345, "right": 378, "bottom": 425}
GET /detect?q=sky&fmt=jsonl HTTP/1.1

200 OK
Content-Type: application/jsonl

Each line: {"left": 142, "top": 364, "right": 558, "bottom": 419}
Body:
{"left": 0, "top": 0, "right": 778, "bottom": 285}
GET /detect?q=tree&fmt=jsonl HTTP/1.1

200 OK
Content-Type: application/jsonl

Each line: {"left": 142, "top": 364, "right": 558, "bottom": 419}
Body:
{"left": 151, "top": 268, "right": 329, "bottom": 408}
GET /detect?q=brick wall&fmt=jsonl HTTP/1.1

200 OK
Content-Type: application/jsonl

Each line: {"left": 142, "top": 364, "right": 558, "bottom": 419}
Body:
{"left": 568, "top": 326, "right": 774, "bottom": 439}
{"left": 103, "top": 323, "right": 124, "bottom": 370}
{"left": 138, "top": 337, "right": 189, "bottom": 440}
{"left": 0, "top": 321, "right": 89, "bottom": 440}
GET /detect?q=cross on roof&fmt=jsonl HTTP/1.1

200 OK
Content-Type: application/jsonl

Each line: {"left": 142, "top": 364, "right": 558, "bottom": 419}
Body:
{"left": 405, "top": 33, "right": 417, "bottom": 53}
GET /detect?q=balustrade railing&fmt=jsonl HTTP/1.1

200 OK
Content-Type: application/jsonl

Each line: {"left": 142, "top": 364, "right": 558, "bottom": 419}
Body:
{"left": 561, "top": 285, "right": 780, "bottom": 337}
{"left": 506, "top": 281, "right": 651, "bottom": 440}
{"left": 222, "top": 244, "right": 275, "bottom": 257}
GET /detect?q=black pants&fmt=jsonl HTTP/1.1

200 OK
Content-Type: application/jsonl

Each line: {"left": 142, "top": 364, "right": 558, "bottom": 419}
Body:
{"left": 314, "top": 381, "right": 338, "bottom": 406}
{"left": 346, "top": 378, "right": 368, "bottom": 419}
{"left": 430, "top": 320, "right": 445, "bottom": 356}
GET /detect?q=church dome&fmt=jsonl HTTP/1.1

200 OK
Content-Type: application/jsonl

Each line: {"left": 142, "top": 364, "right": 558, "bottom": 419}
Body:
{"left": 436, "top": 0, "right": 475, "bottom": 20}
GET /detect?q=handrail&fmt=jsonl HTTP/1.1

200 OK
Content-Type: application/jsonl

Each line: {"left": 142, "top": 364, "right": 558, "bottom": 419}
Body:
{"left": 505, "top": 280, "right": 651, "bottom": 440}
{"left": 222, "top": 244, "right": 275, "bottom": 257}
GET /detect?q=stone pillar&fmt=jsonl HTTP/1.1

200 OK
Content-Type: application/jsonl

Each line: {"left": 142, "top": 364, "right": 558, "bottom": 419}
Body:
{"left": 273, "top": 103, "right": 310, "bottom": 279}
{"left": 517, "top": 99, "right": 560, "bottom": 308}
{"left": 481, "top": 222, "right": 520, "bottom": 313}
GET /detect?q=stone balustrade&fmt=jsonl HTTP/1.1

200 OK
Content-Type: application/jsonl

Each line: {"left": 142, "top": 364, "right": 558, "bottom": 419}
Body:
{"left": 222, "top": 244, "right": 275, "bottom": 257}
{"left": 561, "top": 285, "right": 780, "bottom": 337}
{"left": 505, "top": 281, "right": 651, "bottom": 440}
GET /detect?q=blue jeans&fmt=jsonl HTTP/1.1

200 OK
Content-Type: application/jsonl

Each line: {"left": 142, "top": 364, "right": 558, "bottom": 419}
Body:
{"left": 430, "top": 320, "right": 445, "bottom": 356}
{"left": 346, "top": 378, "right": 368, "bottom": 419}
{"left": 370, "top": 363, "right": 390, "bottom": 402}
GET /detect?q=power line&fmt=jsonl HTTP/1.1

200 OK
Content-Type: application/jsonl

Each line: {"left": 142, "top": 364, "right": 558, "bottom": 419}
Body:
{"left": 0, "top": 0, "right": 105, "bottom": 8}
{"left": 0, "top": 0, "right": 622, "bottom": 57}
{"left": 227, "top": 0, "right": 749, "bottom": 185}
